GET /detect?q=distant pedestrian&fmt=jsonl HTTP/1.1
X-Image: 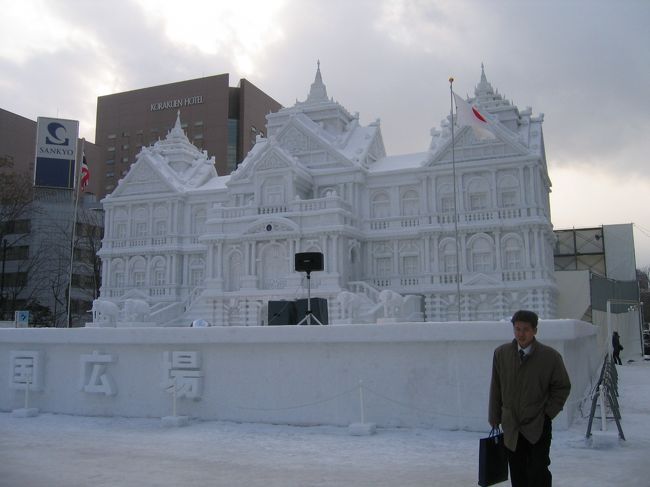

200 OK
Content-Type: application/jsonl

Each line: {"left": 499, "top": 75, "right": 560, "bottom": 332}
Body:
{"left": 612, "top": 331, "right": 623, "bottom": 365}
{"left": 489, "top": 310, "right": 571, "bottom": 487}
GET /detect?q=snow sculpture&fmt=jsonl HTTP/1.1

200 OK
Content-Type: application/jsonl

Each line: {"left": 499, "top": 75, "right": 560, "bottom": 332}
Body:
{"left": 162, "top": 351, "right": 203, "bottom": 400}
{"left": 10, "top": 351, "right": 44, "bottom": 391}
{"left": 337, "top": 291, "right": 361, "bottom": 322}
{"left": 80, "top": 351, "right": 117, "bottom": 396}
{"left": 92, "top": 299, "right": 120, "bottom": 326}
{"left": 378, "top": 289, "right": 403, "bottom": 319}
{"left": 95, "top": 63, "right": 557, "bottom": 326}
{"left": 124, "top": 299, "right": 150, "bottom": 322}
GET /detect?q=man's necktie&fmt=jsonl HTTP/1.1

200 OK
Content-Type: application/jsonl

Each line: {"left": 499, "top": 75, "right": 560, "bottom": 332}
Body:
{"left": 519, "top": 350, "right": 526, "bottom": 362}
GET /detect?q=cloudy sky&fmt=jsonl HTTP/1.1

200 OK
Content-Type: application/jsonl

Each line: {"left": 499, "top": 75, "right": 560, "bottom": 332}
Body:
{"left": 2, "top": 0, "right": 649, "bottom": 266}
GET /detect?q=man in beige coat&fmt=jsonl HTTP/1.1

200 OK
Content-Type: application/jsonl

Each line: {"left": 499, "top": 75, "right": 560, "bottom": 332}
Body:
{"left": 489, "top": 310, "right": 571, "bottom": 487}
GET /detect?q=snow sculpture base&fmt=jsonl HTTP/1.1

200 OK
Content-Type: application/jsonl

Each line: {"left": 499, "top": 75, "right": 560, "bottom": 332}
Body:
{"left": 85, "top": 321, "right": 115, "bottom": 328}
{"left": 12, "top": 407, "right": 39, "bottom": 418}
{"left": 348, "top": 422, "right": 376, "bottom": 436}
{"left": 117, "top": 322, "right": 158, "bottom": 328}
{"left": 588, "top": 430, "right": 621, "bottom": 448}
{"left": 376, "top": 318, "right": 397, "bottom": 324}
{"left": 162, "top": 415, "right": 189, "bottom": 427}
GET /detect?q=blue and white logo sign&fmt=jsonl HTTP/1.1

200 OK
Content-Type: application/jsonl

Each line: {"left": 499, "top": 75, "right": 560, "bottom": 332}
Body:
{"left": 45, "top": 122, "right": 70, "bottom": 146}
{"left": 15, "top": 310, "right": 29, "bottom": 328}
{"left": 34, "top": 117, "right": 79, "bottom": 188}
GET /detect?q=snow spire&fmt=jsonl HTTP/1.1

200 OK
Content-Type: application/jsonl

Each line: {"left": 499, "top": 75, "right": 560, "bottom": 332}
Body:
{"left": 475, "top": 63, "right": 494, "bottom": 98}
{"left": 170, "top": 110, "right": 184, "bottom": 136}
{"left": 306, "top": 59, "right": 329, "bottom": 103}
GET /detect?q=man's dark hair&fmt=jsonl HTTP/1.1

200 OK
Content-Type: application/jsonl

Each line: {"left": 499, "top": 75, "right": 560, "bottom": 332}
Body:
{"left": 511, "top": 310, "right": 538, "bottom": 328}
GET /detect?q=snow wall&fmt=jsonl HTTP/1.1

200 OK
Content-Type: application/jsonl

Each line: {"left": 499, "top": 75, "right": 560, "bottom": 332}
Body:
{"left": 0, "top": 320, "right": 599, "bottom": 431}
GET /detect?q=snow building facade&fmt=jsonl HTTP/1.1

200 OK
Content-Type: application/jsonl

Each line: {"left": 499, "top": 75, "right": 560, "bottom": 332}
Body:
{"left": 96, "top": 65, "right": 557, "bottom": 326}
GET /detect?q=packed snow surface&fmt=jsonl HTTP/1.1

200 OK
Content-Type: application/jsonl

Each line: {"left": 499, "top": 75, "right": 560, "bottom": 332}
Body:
{"left": 1, "top": 360, "right": 649, "bottom": 487}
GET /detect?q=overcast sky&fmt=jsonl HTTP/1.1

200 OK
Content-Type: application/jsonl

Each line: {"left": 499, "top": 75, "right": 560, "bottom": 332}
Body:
{"left": 2, "top": 0, "right": 649, "bottom": 267}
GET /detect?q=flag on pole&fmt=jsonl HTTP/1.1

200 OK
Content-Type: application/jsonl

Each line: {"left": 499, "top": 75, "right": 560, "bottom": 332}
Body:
{"left": 452, "top": 92, "right": 496, "bottom": 140}
{"left": 80, "top": 154, "right": 90, "bottom": 191}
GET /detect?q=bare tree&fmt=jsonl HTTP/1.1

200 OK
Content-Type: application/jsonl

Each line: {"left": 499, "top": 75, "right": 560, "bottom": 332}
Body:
{"left": 0, "top": 172, "right": 39, "bottom": 319}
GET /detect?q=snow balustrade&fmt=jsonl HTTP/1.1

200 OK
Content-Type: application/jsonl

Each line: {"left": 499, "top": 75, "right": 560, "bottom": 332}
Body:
{"left": 1, "top": 320, "right": 599, "bottom": 430}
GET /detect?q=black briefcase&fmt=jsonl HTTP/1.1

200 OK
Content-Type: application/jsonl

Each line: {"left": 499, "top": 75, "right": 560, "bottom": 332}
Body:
{"left": 478, "top": 427, "right": 509, "bottom": 486}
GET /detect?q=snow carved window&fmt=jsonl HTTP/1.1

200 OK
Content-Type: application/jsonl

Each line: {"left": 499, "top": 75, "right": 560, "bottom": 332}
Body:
{"left": 189, "top": 258, "right": 204, "bottom": 287}
{"left": 437, "top": 184, "right": 454, "bottom": 212}
{"left": 502, "top": 235, "right": 523, "bottom": 270}
{"left": 374, "top": 243, "right": 392, "bottom": 276}
{"left": 400, "top": 242, "right": 420, "bottom": 275}
{"left": 469, "top": 236, "right": 494, "bottom": 273}
{"left": 440, "top": 241, "right": 457, "bottom": 273}
{"left": 112, "top": 260, "right": 125, "bottom": 288}
{"left": 498, "top": 175, "right": 520, "bottom": 208}
{"left": 467, "top": 178, "right": 490, "bottom": 211}
{"left": 227, "top": 251, "right": 242, "bottom": 292}
{"left": 191, "top": 208, "right": 206, "bottom": 235}
{"left": 371, "top": 192, "right": 390, "bottom": 218}
{"left": 260, "top": 244, "right": 288, "bottom": 289}
{"left": 401, "top": 190, "right": 420, "bottom": 216}
{"left": 132, "top": 207, "right": 148, "bottom": 237}
{"left": 131, "top": 258, "right": 146, "bottom": 287}
{"left": 151, "top": 258, "right": 166, "bottom": 286}
{"left": 261, "top": 176, "right": 286, "bottom": 206}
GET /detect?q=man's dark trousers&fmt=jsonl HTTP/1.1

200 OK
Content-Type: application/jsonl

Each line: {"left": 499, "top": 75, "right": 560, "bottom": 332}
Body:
{"left": 507, "top": 416, "right": 552, "bottom": 487}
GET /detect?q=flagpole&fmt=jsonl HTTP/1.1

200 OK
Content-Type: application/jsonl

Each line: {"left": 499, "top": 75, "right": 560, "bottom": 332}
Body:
{"left": 449, "top": 78, "right": 462, "bottom": 322}
{"left": 66, "top": 138, "right": 84, "bottom": 328}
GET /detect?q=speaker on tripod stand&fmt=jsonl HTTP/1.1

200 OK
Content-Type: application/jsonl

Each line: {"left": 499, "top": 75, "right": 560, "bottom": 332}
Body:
{"left": 294, "top": 252, "right": 327, "bottom": 325}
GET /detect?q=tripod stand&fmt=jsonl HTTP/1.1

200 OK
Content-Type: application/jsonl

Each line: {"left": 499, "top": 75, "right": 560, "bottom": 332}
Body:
{"left": 296, "top": 270, "right": 324, "bottom": 326}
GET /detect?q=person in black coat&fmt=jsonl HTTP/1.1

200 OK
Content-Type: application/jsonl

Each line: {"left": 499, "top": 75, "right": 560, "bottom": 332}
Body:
{"left": 612, "top": 331, "right": 624, "bottom": 365}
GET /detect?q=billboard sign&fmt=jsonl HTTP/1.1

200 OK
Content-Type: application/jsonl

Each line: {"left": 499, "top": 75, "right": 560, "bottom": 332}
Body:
{"left": 34, "top": 117, "right": 79, "bottom": 188}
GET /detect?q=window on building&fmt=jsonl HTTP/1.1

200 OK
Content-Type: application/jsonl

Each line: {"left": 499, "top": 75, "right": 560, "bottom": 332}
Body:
{"left": 470, "top": 238, "right": 493, "bottom": 272}
{"left": 467, "top": 178, "right": 490, "bottom": 211}
{"left": 134, "top": 221, "right": 147, "bottom": 237}
{"left": 107, "top": 146, "right": 115, "bottom": 152}
{"left": 106, "top": 159, "right": 115, "bottom": 165}
{"left": 503, "top": 237, "right": 523, "bottom": 270}
{"left": 122, "top": 157, "right": 129, "bottom": 163}
{"left": 153, "top": 265, "right": 166, "bottom": 286}
{"left": 376, "top": 257, "right": 392, "bottom": 276}
{"left": 440, "top": 241, "right": 457, "bottom": 273}
{"left": 190, "top": 268, "right": 204, "bottom": 286}
{"left": 227, "top": 118, "right": 239, "bottom": 171}
{"left": 5, "top": 245, "right": 29, "bottom": 260}
{"left": 401, "top": 190, "right": 420, "bottom": 216}
{"left": 154, "top": 220, "right": 167, "bottom": 236}
{"left": 107, "top": 134, "right": 116, "bottom": 140}
{"left": 402, "top": 255, "right": 419, "bottom": 275}
{"left": 371, "top": 193, "right": 390, "bottom": 218}
{"left": 194, "top": 121, "right": 203, "bottom": 127}
{"left": 106, "top": 171, "right": 114, "bottom": 178}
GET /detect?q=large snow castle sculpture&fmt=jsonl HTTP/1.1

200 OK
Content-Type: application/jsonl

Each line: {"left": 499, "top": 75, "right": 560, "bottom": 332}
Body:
{"left": 93, "top": 65, "right": 556, "bottom": 327}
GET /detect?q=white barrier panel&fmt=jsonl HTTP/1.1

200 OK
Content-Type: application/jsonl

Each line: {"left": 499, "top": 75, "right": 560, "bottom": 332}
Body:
{"left": 0, "top": 320, "right": 599, "bottom": 430}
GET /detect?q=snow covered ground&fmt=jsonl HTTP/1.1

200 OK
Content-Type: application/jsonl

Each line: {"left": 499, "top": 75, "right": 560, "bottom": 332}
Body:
{"left": 1, "top": 359, "right": 649, "bottom": 487}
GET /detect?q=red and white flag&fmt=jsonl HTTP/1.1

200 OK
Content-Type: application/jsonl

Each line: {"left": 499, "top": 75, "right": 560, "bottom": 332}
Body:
{"left": 452, "top": 92, "right": 496, "bottom": 140}
{"left": 80, "top": 154, "right": 90, "bottom": 191}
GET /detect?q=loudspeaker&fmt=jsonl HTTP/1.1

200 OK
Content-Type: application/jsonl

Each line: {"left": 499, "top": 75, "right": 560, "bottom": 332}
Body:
{"left": 295, "top": 252, "right": 324, "bottom": 273}
{"left": 267, "top": 300, "right": 296, "bottom": 326}
{"left": 295, "top": 298, "right": 329, "bottom": 325}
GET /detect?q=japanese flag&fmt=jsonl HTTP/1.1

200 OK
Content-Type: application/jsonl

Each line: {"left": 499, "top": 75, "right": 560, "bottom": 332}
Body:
{"left": 453, "top": 92, "right": 496, "bottom": 140}
{"left": 80, "top": 154, "right": 90, "bottom": 191}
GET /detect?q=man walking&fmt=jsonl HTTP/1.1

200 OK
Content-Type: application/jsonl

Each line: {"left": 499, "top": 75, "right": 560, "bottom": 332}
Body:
{"left": 489, "top": 310, "right": 571, "bottom": 487}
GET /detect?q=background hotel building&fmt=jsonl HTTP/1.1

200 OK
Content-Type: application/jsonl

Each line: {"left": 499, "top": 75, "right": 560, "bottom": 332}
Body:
{"left": 95, "top": 74, "right": 282, "bottom": 198}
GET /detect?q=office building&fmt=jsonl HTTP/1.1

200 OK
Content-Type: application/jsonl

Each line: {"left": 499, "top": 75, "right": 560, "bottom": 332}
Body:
{"left": 94, "top": 74, "right": 282, "bottom": 198}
